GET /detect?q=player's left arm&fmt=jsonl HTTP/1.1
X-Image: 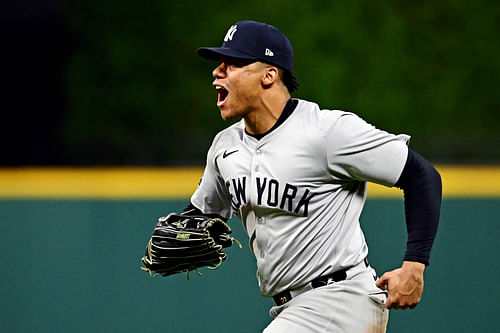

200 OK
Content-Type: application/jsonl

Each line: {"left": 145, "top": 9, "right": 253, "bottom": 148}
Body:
{"left": 181, "top": 201, "right": 229, "bottom": 221}
{"left": 376, "top": 148, "right": 442, "bottom": 310}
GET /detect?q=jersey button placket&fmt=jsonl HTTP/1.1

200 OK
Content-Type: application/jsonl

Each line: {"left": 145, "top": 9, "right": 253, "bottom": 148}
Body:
{"left": 253, "top": 147, "right": 262, "bottom": 173}
{"left": 256, "top": 216, "right": 266, "bottom": 258}
{"left": 253, "top": 146, "right": 268, "bottom": 285}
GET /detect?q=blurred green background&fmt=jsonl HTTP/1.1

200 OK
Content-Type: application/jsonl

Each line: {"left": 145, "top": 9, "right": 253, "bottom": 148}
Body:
{"left": 1, "top": 0, "right": 499, "bottom": 166}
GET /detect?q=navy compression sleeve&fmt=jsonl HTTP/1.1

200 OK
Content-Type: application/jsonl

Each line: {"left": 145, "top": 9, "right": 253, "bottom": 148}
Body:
{"left": 395, "top": 148, "right": 442, "bottom": 266}
{"left": 181, "top": 202, "right": 228, "bottom": 222}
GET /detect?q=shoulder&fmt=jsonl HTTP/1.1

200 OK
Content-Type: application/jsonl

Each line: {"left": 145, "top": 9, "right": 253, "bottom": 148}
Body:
{"left": 205, "top": 120, "right": 245, "bottom": 164}
{"left": 293, "top": 98, "right": 357, "bottom": 132}
{"left": 294, "top": 99, "right": 406, "bottom": 146}
{"left": 210, "top": 120, "right": 245, "bottom": 150}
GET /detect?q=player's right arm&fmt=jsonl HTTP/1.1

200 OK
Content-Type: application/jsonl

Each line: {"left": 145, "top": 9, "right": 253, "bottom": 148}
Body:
{"left": 182, "top": 134, "right": 233, "bottom": 220}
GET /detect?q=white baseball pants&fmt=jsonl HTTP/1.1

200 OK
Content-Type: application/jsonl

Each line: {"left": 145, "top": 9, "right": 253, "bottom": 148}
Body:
{"left": 263, "top": 263, "right": 389, "bottom": 333}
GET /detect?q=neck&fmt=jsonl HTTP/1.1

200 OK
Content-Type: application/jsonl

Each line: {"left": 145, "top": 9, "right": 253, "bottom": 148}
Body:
{"left": 244, "top": 90, "right": 290, "bottom": 135}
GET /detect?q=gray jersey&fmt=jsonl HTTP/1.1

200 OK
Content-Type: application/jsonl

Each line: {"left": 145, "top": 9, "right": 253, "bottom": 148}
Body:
{"left": 191, "top": 99, "right": 409, "bottom": 297}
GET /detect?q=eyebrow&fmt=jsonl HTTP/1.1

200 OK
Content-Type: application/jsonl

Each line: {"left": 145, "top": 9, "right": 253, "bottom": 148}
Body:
{"left": 221, "top": 57, "right": 256, "bottom": 67}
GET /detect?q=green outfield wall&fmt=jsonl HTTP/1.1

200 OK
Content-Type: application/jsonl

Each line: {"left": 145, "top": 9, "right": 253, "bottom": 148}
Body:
{"left": 1, "top": 198, "right": 498, "bottom": 332}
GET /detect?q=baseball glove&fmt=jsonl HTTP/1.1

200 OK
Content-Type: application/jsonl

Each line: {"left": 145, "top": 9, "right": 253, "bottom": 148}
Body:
{"left": 141, "top": 213, "right": 241, "bottom": 278}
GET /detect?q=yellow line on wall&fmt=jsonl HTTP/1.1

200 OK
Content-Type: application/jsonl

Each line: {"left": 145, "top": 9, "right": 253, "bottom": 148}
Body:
{"left": 0, "top": 166, "right": 499, "bottom": 199}
{"left": 368, "top": 165, "right": 500, "bottom": 198}
{"left": 0, "top": 167, "right": 203, "bottom": 199}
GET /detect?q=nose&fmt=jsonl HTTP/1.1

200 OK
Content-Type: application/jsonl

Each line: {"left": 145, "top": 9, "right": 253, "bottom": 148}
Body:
{"left": 212, "top": 62, "right": 226, "bottom": 79}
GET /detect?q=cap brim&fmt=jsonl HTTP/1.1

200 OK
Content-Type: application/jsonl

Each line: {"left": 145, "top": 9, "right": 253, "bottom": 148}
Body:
{"left": 197, "top": 47, "right": 257, "bottom": 61}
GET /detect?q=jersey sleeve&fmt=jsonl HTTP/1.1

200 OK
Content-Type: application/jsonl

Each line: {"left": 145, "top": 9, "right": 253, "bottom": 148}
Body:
{"left": 326, "top": 112, "right": 410, "bottom": 187}
{"left": 190, "top": 135, "right": 233, "bottom": 219}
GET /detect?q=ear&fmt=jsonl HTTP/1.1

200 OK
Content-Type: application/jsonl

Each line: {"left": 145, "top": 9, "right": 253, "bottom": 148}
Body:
{"left": 262, "top": 66, "right": 279, "bottom": 87}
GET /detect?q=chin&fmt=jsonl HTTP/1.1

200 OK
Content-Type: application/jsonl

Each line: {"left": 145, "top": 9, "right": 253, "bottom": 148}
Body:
{"left": 220, "top": 111, "right": 231, "bottom": 121}
{"left": 221, "top": 114, "right": 237, "bottom": 121}
{"left": 220, "top": 107, "right": 237, "bottom": 121}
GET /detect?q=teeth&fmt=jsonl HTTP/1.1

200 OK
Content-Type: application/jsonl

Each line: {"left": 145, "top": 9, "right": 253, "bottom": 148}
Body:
{"left": 215, "top": 85, "right": 228, "bottom": 105}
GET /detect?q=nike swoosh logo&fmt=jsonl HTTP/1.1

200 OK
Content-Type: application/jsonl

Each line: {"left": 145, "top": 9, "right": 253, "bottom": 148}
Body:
{"left": 223, "top": 149, "right": 239, "bottom": 158}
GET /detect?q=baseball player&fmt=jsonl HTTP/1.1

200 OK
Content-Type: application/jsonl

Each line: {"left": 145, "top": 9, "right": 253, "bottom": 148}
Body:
{"left": 182, "top": 20, "right": 442, "bottom": 332}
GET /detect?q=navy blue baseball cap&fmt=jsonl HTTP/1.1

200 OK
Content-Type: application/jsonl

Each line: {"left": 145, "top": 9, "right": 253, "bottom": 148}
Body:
{"left": 197, "top": 20, "right": 294, "bottom": 72}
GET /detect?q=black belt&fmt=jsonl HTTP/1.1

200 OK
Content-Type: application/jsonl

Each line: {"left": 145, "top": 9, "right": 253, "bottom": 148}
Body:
{"left": 273, "top": 259, "right": 369, "bottom": 306}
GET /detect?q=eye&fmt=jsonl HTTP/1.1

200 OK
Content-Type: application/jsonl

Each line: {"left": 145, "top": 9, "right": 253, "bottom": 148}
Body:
{"left": 230, "top": 60, "right": 248, "bottom": 67}
{"left": 223, "top": 57, "right": 254, "bottom": 68}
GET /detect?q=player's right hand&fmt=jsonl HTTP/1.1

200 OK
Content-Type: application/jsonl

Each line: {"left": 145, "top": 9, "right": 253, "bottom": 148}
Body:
{"left": 376, "top": 261, "right": 425, "bottom": 310}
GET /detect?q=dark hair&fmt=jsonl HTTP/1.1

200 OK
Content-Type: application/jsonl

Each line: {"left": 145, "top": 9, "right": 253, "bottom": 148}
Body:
{"left": 279, "top": 69, "right": 300, "bottom": 93}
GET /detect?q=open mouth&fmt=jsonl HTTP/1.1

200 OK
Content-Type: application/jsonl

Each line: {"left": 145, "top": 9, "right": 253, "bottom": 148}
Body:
{"left": 216, "top": 86, "right": 229, "bottom": 106}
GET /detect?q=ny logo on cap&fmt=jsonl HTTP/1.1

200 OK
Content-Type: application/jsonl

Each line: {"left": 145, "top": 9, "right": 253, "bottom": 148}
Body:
{"left": 224, "top": 25, "right": 238, "bottom": 42}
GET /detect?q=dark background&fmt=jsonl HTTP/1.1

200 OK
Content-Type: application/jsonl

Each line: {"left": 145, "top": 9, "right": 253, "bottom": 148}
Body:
{"left": 1, "top": 0, "right": 498, "bottom": 166}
